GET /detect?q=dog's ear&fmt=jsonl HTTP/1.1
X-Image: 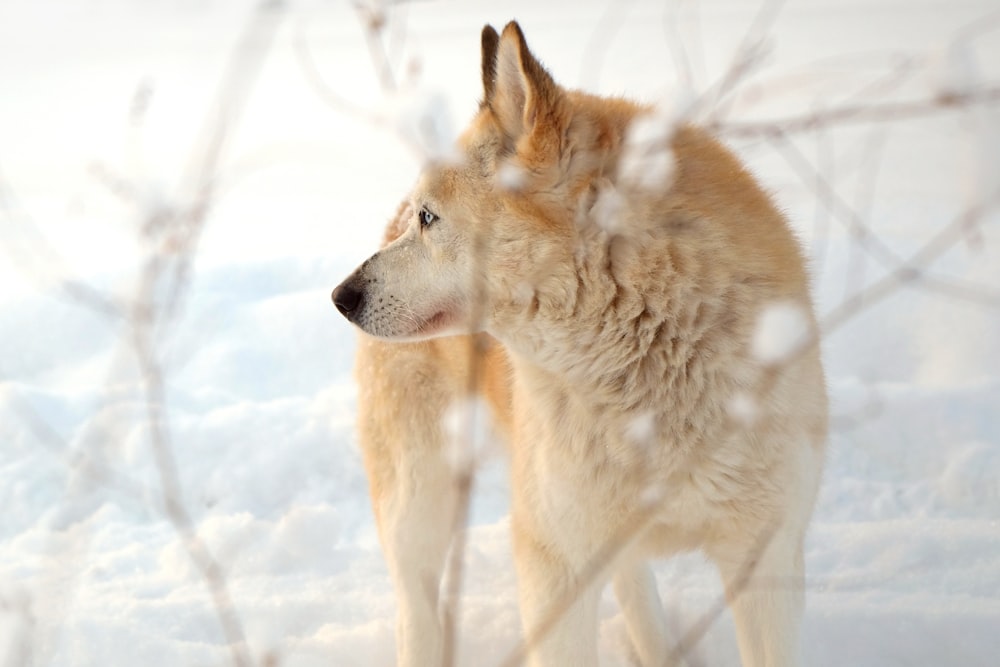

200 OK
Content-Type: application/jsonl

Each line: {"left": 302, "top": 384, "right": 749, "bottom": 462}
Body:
{"left": 480, "top": 24, "right": 500, "bottom": 105}
{"left": 490, "top": 21, "right": 560, "bottom": 144}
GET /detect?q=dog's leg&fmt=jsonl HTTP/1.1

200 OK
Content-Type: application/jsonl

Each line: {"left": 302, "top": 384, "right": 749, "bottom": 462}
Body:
{"left": 357, "top": 336, "right": 458, "bottom": 667}
{"left": 612, "top": 560, "right": 671, "bottom": 667}
{"left": 512, "top": 520, "right": 602, "bottom": 667}
{"left": 378, "top": 454, "right": 457, "bottom": 667}
{"left": 710, "top": 523, "right": 805, "bottom": 667}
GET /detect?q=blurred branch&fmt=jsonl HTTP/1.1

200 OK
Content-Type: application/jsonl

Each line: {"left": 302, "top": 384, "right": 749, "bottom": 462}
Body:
{"left": 441, "top": 466, "right": 474, "bottom": 667}
{"left": 131, "top": 314, "right": 253, "bottom": 667}
{"left": 662, "top": 0, "right": 700, "bottom": 92}
{"left": 0, "top": 168, "right": 123, "bottom": 321}
{"left": 293, "top": 20, "right": 387, "bottom": 124}
{"left": 441, "top": 234, "right": 494, "bottom": 667}
{"left": 820, "top": 187, "right": 1000, "bottom": 333}
{"left": 354, "top": 1, "right": 398, "bottom": 91}
{"left": 2, "top": 3, "right": 287, "bottom": 663}
{"left": 711, "top": 86, "right": 1000, "bottom": 138}
{"left": 702, "top": 0, "right": 787, "bottom": 121}
{"left": 579, "top": 0, "right": 639, "bottom": 90}
{"left": 0, "top": 384, "right": 146, "bottom": 501}
{"left": 293, "top": 13, "right": 429, "bottom": 160}
{"left": 159, "top": 2, "right": 285, "bottom": 329}
{"left": 766, "top": 132, "right": 1000, "bottom": 310}
{"left": 118, "top": 5, "right": 288, "bottom": 666}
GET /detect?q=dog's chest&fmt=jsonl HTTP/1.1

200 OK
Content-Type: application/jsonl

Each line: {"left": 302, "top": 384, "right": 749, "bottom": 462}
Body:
{"left": 511, "top": 365, "right": 746, "bottom": 552}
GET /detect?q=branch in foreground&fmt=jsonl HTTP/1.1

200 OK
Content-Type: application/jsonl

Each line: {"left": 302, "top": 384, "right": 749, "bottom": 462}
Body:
{"left": 710, "top": 86, "right": 1000, "bottom": 138}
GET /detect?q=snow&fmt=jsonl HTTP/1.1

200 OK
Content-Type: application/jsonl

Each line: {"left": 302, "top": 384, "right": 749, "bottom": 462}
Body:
{"left": 443, "top": 397, "right": 502, "bottom": 475}
{"left": 591, "top": 181, "right": 627, "bottom": 234}
{"left": 495, "top": 161, "right": 528, "bottom": 193}
{"left": 1, "top": 0, "right": 999, "bottom": 665}
{"left": 751, "top": 301, "right": 811, "bottom": 366}
{"left": 725, "top": 392, "right": 759, "bottom": 428}
{"left": 619, "top": 102, "right": 683, "bottom": 194}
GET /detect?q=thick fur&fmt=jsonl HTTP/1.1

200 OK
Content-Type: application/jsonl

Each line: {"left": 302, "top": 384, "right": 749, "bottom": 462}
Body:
{"left": 333, "top": 22, "right": 827, "bottom": 667}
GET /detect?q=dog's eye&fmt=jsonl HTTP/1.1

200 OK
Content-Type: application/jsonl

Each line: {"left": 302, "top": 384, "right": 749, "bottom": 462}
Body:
{"left": 419, "top": 207, "right": 439, "bottom": 228}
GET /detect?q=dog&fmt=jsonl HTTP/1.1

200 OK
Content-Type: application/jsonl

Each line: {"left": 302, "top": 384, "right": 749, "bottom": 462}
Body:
{"left": 332, "top": 21, "right": 827, "bottom": 667}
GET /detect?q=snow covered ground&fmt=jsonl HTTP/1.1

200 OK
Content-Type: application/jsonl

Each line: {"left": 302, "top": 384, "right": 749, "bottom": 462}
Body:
{"left": 1, "top": 0, "right": 998, "bottom": 665}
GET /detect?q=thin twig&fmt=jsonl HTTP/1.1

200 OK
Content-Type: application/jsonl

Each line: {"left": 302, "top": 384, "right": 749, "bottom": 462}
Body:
{"left": 499, "top": 505, "right": 660, "bottom": 667}
{"left": 767, "top": 132, "right": 1000, "bottom": 310}
{"left": 440, "top": 215, "right": 494, "bottom": 667}
{"left": 131, "top": 313, "right": 252, "bottom": 667}
{"left": 703, "top": 0, "right": 787, "bottom": 122}
{"left": 711, "top": 87, "right": 1000, "bottom": 138}
{"left": 120, "top": 5, "right": 287, "bottom": 665}
{"left": 579, "top": 0, "right": 640, "bottom": 91}
{"left": 354, "top": 1, "right": 398, "bottom": 92}
{"left": 665, "top": 521, "right": 780, "bottom": 666}
{"left": 294, "top": 19, "right": 385, "bottom": 124}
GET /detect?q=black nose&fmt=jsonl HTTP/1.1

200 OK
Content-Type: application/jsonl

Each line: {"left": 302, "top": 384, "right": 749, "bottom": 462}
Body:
{"left": 332, "top": 282, "right": 364, "bottom": 317}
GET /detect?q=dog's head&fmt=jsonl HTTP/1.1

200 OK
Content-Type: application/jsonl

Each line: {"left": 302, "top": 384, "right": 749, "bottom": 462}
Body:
{"left": 332, "top": 22, "right": 641, "bottom": 341}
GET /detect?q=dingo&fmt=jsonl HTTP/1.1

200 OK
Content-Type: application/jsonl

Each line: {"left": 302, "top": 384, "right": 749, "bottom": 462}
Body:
{"left": 333, "top": 21, "right": 826, "bottom": 667}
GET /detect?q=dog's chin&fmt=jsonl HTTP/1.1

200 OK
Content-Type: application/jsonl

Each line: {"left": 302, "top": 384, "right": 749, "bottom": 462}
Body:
{"left": 365, "top": 309, "right": 473, "bottom": 343}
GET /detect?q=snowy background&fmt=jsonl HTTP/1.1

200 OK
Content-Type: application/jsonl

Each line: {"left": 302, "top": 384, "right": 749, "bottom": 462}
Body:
{"left": 1, "top": 0, "right": 999, "bottom": 665}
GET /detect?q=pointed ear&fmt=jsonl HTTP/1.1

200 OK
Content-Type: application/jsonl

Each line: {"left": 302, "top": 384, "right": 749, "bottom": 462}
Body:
{"left": 480, "top": 24, "right": 500, "bottom": 104}
{"left": 491, "top": 21, "right": 560, "bottom": 142}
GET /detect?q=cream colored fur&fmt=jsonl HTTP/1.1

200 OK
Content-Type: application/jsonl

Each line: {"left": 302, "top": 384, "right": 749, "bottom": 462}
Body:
{"left": 332, "top": 21, "right": 827, "bottom": 667}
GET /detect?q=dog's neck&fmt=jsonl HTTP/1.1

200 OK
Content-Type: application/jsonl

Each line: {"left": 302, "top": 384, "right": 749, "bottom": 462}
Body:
{"left": 490, "top": 215, "right": 748, "bottom": 419}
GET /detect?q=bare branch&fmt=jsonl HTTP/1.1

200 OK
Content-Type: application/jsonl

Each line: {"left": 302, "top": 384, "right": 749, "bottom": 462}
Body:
{"left": 354, "top": 1, "right": 398, "bottom": 92}
{"left": 131, "top": 317, "right": 252, "bottom": 667}
{"left": 711, "top": 87, "right": 1000, "bottom": 138}
{"left": 701, "top": 0, "right": 787, "bottom": 121}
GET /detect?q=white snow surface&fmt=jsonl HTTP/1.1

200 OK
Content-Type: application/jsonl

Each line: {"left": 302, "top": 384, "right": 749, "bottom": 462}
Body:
{"left": 2, "top": 1, "right": 999, "bottom": 665}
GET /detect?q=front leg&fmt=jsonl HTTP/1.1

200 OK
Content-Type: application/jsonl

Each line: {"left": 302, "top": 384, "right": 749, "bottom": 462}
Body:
{"left": 377, "top": 454, "right": 457, "bottom": 667}
{"left": 356, "top": 337, "right": 458, "bottom": 667}
{"left": 512, "top": 514, "right": 603, "bottom": 667}
{"left": 613, "top": 560, "right": 672, "bottom": 667}
{"left": 709, "top": 521, "right": 806, "bottom": 667}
